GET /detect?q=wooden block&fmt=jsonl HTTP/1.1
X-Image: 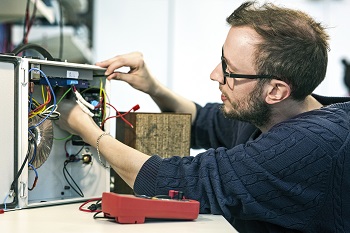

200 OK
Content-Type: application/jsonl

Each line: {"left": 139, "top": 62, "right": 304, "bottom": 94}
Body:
{"left": 116, "top": 113, "right": 191, "bottom": 157}
{"left": 111, "top": 112, "right": 191, "bottom": 194}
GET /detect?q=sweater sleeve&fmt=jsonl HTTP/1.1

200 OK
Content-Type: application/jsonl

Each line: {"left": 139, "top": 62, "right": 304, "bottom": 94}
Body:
{"left": 133, "top": 155, "right": 162, "bottom": 195}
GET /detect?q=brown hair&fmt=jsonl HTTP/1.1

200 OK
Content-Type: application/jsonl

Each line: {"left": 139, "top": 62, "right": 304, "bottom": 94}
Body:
{"left": 227, "top": 1, "right": 330, "bottom": 100}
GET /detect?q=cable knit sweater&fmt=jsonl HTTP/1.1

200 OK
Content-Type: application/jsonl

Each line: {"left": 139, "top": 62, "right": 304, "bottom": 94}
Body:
{"left": 134, "top": 95, "right": 350, "bottom": 233}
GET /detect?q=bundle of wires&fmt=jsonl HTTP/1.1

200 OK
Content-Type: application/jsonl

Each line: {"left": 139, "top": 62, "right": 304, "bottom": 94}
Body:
{"left": 27, "top": 68, "right": 57, "bottom": 191}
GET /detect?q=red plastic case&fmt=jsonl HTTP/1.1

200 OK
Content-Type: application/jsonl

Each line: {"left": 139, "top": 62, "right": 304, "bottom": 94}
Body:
{"left": 101, "top": 192, "right": 200, "bottom": 224}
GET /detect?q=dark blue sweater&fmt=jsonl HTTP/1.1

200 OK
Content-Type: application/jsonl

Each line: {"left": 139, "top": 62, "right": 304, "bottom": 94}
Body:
{"left": 134, "top": 95, "right": 350, "bottom": 232}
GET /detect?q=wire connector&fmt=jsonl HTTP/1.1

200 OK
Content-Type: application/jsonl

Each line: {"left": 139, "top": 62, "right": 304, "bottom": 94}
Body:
{"left": 76, "top": 100, "right": 94, "bottom": 117}
{"left": 74, "top": 90, "right": 94, "bottom": 110}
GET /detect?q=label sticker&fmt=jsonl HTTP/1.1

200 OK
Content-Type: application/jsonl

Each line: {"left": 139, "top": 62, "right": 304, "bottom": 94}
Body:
{"left": 67, "top": 70, "right": 79, "bottom": 79}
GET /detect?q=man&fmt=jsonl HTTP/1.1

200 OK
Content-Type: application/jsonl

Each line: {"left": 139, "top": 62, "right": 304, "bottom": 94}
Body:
{"left": 57, "top": 1, "right": 350, "bottom": 232}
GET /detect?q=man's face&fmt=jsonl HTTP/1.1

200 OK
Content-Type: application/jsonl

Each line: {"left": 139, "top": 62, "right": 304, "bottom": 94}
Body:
{"left": 210, "top": 26, "right": 272, "bottom": 127}
{"left": 220, "top": 80, "right": 272, "bottom": 127}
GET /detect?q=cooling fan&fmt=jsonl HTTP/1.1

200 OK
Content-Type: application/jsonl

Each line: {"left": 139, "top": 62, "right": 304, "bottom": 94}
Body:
{"left": 28, "top": 116, "right": 54, "bottom": 169}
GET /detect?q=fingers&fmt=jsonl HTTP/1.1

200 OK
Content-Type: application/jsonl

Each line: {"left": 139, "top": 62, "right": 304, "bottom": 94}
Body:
{"left": 105, "top": 72, "right": 119, "bottom": 80}
{"left": 106, "top": 71, "right": 131, "bottom": 81}
{"left": 95, "top": 52, "right": 144, "bottom": 76}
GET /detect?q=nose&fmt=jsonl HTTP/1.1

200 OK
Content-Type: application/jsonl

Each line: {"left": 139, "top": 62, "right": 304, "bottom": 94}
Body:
{"left": 210, "top": 62, "right": 225, "bottom": 85}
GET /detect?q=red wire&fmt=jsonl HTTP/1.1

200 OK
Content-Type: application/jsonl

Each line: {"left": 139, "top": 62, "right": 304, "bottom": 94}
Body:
{"left": 28, "top": 177, "right": 38, "bottom": 191}
{"left": 78, "top": 197, "right": 102, "bottom": 213}
{"left": 101, "top": 103, "right": 140, "bottom": 128}
{"left": 24, "top": 0, "right": 37, "bottom": 44}
{"left": 29, "top": 86, "right": 52, "bottom": 117}
{"left": 23, "top": 0, "right": 30, "bottom": 44}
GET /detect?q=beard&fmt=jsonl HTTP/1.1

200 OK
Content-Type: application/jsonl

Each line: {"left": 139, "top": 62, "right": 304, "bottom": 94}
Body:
{"left": 220, "top": 83, "right": 272, "bottom": 127}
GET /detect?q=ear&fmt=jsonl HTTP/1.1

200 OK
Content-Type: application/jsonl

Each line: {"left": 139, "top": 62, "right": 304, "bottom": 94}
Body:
{"left": 265, "top": 79, "right": 291, "bottom": 104}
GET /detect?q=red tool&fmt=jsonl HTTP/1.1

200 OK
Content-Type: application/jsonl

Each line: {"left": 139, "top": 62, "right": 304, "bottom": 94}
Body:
{"left": 101, "top": 192, "right": 200, "bottom": 224}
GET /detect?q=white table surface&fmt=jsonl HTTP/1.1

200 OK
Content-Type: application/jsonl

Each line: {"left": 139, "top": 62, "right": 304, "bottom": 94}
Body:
{"left": 1, "top": 202, "right": 238, "bottom": 233}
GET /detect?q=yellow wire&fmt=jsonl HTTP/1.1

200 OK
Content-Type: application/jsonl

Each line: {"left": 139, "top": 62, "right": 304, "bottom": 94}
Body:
{"left": 41, "top": 85, "right": 45, "bottom": 102}
{"left": 35, "top": 85, "right": 48, "bottom": 115}
{"left": 99, "top": 79, "right": 105, "bottom": 120}
{"left": 99, "top": 78, "right": 103, "bottom": 96}
{"left": 28, "top": 85, "right": 50, "bottom": 118}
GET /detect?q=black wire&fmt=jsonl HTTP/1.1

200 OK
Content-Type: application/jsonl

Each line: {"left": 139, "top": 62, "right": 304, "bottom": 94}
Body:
{"left": 64, "top": 138, "right": 85, "bottom": 158}
{"left": 93, "top": 211, "right": 105, "bottom": 219}
{"left": 87, "top": 199, "right": 101, "bottom": 211}
{"left": 63, "top": 160, "right": 84, "bottom": 197}
{"left": 57, "top": 0, "right": 64, "bottom": 60}
{"left": 28, "top": 128, "right": 38, "bottom": 164}
{"left": 10, "top": 130, "right": 36, "bottom": 191}
{"left": 11, "top": 43, "right": 54, "bottom": 60}
{"left": 74, "top": 144, "right": 85, "bottom": 156}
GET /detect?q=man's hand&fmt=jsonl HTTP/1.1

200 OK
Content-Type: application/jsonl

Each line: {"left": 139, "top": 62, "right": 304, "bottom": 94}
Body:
{"left": 96, "top": 52, "right": 159, "bottom": 95}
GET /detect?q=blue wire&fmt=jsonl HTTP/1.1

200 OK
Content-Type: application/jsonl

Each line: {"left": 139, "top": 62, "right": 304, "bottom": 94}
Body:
{"left": 28, "top": 91, "right": 33, "bottom": 112}
{"left": 28, "top": 163, "right": 38, "bottom": 178}
{"left": 27, "top": 68, "right": 55, "bottom": 170}
{"left": 28, "top": 67, "right": 57, "bottom": 130}
{"left": 3, "top": 193, "right": 10, "bottom": 210}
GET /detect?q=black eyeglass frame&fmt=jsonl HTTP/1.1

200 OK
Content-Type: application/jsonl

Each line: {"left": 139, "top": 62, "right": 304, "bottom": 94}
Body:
{"left": 221, "top": 47, "right": 275, "bottom": 84}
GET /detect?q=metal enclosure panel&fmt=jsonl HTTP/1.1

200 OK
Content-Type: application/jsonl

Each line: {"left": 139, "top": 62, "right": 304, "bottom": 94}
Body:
{"left": 1, "top": 55, "right": 110, "bottom": 210}
{"left": 0, "top": 57, "right": 18, "bottom": 209}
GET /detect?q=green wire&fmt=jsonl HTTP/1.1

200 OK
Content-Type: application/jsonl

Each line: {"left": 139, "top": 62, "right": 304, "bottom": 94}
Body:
{"left": 57, "top": 87, "right": 72, "bottom": 104}
{"left": 54, "top": 134, "right": 73, "bottom": 141}
{"left": 54, "top": 87, "right": 73, "bottom": 140}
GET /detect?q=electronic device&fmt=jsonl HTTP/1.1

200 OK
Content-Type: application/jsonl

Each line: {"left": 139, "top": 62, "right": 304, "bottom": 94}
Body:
{"left": 0, "top": 54, "right": 111, "bottom": 211}
{"left": 101, "top": 192, "right": 200, "bottom": 223}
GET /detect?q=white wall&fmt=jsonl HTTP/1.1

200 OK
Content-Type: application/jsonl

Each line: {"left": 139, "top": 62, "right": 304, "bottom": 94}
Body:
{"left": 93, "top": 0, "right": 350, "bottom": 154}
{"left": 93, "top": 0, "right": 170, "bottom": 113}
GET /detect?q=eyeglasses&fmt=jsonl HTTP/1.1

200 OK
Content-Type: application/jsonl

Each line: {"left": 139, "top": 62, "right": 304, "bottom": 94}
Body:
{"left": 221, "top": 47, "right": 275, "bottom": 85}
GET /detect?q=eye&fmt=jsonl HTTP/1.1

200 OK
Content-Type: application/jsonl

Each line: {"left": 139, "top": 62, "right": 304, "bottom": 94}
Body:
{"left": 223, "top": 59, "right": 232, "bottom": 73}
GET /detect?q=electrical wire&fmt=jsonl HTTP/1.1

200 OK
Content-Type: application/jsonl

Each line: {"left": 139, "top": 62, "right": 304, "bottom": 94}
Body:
{"left": 93, "top": 211, "right": 105, "bottom": 219}
{"left": 101, "top": 103, "right": 140, "bottom": 129}
{"left": 64, "top": 138, "right": 85, "bottom": 159}
{"left": 78, "top": 198, "right": 102, "bottom": 213}
{"left": 38, "top": 104, "right": 60, "bottom": 120}
{"left": 54, "top": 134, "right": 72, "bottom": 141}
{"left": 26, "top": 68, "right": 55, "bottom": 193}
{"left": 22, "top": 0, "right": 30, "bottom": 45}
{"left": 24, "top": 0, "right": 37, "bottom": 44}
{"left": 3, "top": 193, "right": 9, "bottom": 211}
{"left": 63, "top": 160, "right": 84, "bottom": 197}
{"left": 12, "top": 43, "right": 55, "bottom": 60}
{"left": 28, "top": 91, "right": 33, "bottom": 112}
{"left": 7, "top": 128, "right": 35, "bottom": 204}
{"left": 62, "top": 138, "right": 86, "bottom": 197}
{"left": 57, "top": 87, "right": 72, "bottom": 104}
{"left": 28, "top": 129, "right": 37, "bottom": 165}
{"left": 57, "top": 0, "right": 63, "bottom": 60}
{"left": 28, "top": 68, "right": 57, "bottom": 129}
{"left": 28, "top": 163, "right": 38, "bottom": 191}
{"left": 28, "top": 87, "right": 51, "bottom": 118}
